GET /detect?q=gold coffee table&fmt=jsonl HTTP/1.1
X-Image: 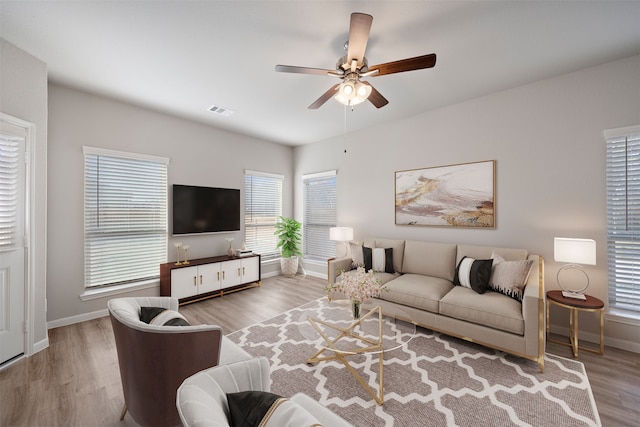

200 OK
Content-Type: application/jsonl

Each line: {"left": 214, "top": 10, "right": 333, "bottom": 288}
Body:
{"left": 303, "top": 300, "right": 415, "bottom": 405}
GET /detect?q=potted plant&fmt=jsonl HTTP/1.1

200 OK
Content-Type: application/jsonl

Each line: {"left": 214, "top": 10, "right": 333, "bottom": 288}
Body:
{"left": 274, "top": 216, "right": 302, "bottom": 277}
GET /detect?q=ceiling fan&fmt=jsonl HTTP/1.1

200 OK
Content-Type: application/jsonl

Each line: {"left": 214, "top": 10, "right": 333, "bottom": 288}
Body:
{"left": 275, "top": 12, "right": 436, "bottom": 109}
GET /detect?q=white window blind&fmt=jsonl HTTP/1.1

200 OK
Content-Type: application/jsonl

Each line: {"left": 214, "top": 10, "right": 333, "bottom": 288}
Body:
{"left": 606, "top": 126, "right": 640, "bottom": 314}
{"left": 303, "top": 171, "right": 336, "bottom": 261}
{"left": 245, "top": 170, "right": 283, "bottom": 261}
{"left": 84, "top": 147, "right": 168, "bottom": 288}
{"left": 0, "top": 130, "right": 22, "bottom": 250}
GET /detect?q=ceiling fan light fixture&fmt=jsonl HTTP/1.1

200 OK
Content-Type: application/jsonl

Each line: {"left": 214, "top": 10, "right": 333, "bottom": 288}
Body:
{"left": 335, "top": 77, "right": 371, "bottom": 106}
{"left": 340, "top": 82, "right": 355, "bottom": 96}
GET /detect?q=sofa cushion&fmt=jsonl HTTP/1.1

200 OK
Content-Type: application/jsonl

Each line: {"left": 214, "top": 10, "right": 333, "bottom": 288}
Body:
{"left": 439, "top": 287, "right": 524, "bottom": 335}
{"left": 488, "top": 253, "right": 534, "bottom": 302}
{"left": 457, "top": 244, "right": 528, "bottom": 264}
{"left": 453, "top": 257, "right": 493, "bottom": 294}
{"left": 363, "top": 247, "right": 394, "bottom": 273}
{"left": 401, "top": 240, "right": 457, "bottom": 281}
{"left": 378, "top": 274, "right": 454, "bottom": 313}
{"left": 374, "top": 239, "right": 405, "bottom": 273}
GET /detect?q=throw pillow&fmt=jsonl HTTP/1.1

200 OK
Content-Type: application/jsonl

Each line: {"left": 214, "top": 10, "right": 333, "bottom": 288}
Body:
{"left": 140, "top": 307, "right": 190, "bottom": 326}
{"left": 453, "top": 256, "right": 493, "bottom": 294}
{"left": 489, "top": 253, "right": 534, "bottom": 302}
{"left": 363, "top": 246, "right": 394, "bottom": 273}
{"left": 349, "top": 242, "right": 365, "bottom": 269}
{"left": 227, "top": 391, "right": 322, "bottom": 427}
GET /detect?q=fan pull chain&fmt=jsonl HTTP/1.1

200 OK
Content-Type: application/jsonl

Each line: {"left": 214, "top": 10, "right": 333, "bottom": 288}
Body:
{"left": 343, "top": 104, "right": 348, "bottom": 153}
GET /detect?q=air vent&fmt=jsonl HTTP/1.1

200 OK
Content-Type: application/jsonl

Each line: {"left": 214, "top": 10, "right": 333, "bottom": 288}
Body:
{"left": 209, "top": 104, "right": 234, "bottom": 117}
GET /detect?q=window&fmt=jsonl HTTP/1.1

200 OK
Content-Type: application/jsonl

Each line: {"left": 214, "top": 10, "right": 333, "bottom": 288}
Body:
{"left": 84, "top": 147, "right": 168, "bottom": 288}
{"left": 605, "top": 125, "right": 640, "bottom": 314}
{"left": 303, "top": 171, "right": 336, "bottom": 261}
{"left": 244, "top": 170, "right": 283, "bottom": 261}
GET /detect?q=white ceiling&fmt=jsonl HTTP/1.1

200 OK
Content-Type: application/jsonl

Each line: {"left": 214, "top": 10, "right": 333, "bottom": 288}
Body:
{"left": 1, "top": 1, "right": 639, "bottom": 146}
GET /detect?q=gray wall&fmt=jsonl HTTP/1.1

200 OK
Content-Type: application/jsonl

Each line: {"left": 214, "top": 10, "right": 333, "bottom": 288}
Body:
{"left": 47, "top": 84, "right": 293, "bottom": 323}
{"left": 294, "top": 55, "right": 640, "bottom": 352}
{"left": 0, "top": 39, "right": 48, "bottom": 351}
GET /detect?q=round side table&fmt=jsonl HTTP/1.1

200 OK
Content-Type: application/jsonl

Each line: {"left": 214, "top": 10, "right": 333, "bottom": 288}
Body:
{"left": 546, "top": 290, "right": 604, "bottom": 358}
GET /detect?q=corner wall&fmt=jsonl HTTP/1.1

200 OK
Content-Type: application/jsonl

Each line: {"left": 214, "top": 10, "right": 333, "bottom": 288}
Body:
{"left": 294, "top": 55, "right": 640, "bottom": 352}
{"left": 0, "top": 39, "right": 49, "bottom": 352}
{"left": 47, "top": 84, "right": 293, "bottom": 324}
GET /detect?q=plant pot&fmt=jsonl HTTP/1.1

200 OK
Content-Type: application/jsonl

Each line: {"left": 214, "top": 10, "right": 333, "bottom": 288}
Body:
{"left": 280, "top": 256, "right": 299, "bottom": 278}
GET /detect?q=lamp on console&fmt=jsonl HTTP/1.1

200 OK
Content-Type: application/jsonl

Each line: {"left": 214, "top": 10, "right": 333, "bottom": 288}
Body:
{"left": 554, "top": 237, "right": 596, "bottom": 300}
{"left": 330, "top": 227, "right": 354, "bottom": 258}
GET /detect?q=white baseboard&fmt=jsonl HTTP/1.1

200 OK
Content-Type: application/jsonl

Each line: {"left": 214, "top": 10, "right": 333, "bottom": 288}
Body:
{"left": 549, "top": 324, "right": 640, "bottom": 354}
{"left": 47, "top": 308, "right": 108, "bottom": 330}
{"left": 302, "top": 270, "right": 326, "bottom": 280}
{"left": 33, "top": 337, "right": 49, "bottom": 354}
{"left": 261, "top": 270, "right": 281, "bottom": 279}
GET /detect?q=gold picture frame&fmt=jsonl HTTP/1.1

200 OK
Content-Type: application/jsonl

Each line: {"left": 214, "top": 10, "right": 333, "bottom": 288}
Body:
{"left": 395, "top": 160, "right": 496, "bottom": 228}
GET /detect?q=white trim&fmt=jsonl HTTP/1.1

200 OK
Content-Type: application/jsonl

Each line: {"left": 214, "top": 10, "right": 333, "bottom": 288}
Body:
{"left": 302, "top": 170, "right": 337, "bottom": 180}
{"left": 80, "top": 279, "right": 160, "bottom": 301}
{"left": 82, "top": 145, "right": 170, "bottom": 165}
{"left": 304, "top": 270, "right": 327, "bottom": 280}
{"left": 606, "top": 309, "right": 640, "bottom": 327}
{"left": 244, "top": 169, "right": 284, "bottom": 180}
{"left": 603, "top": 125, "right": 640, "bottom": 140}
{"left": 261, "top": 270, "right": 281, "bottom": 279}
{"left": 549, "top": 324, "right": 640, "bottom": 354}
{"left": 0, "top": 113, "right": 39, "bottom": 358}
{"left": 47, "top": 309, "right": 109, "bottom": 330}
{"left": 33, "top": 336, "right": 49, "bottom": 354}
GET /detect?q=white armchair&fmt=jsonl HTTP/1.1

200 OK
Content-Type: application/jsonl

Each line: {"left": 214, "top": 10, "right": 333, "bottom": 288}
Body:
{"left": 176, "top": 357, "right": 353, "bottom": 427}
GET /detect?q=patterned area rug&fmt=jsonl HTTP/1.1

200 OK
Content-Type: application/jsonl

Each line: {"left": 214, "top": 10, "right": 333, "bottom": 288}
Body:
{"left": 228, "top": 297, "right": 601, "bottom": 427}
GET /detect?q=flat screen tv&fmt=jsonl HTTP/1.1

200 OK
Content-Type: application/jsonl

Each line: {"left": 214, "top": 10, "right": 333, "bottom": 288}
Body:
{"left": 172, "top": 184, "right": 241, "bottom": 235}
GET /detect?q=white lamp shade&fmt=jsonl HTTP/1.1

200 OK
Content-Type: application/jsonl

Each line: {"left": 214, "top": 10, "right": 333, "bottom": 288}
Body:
{"left": 554, "top": 237, "right": 596, "bottom": 265}
{"left": 329, "top": 227, "right": 354, "bottom": 242}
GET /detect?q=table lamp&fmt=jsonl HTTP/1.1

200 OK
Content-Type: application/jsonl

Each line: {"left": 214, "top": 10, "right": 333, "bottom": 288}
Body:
{"left": 553, "top": 237, "right": 596, "bottom": 300}
{"left": 330, "top": 227, "right": 354, "bottom": 258}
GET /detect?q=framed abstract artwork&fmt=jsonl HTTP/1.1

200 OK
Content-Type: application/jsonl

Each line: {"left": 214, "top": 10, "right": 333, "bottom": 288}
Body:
{"left": 395, "top": 160, "right": 495, "bottom": 228}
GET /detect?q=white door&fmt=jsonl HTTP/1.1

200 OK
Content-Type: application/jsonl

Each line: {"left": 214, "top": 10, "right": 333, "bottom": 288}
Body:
{"left": 0, "top": 120, "right": 27, "bottom": 365}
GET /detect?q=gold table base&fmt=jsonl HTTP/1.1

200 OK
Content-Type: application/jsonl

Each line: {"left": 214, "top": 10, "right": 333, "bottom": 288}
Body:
{"left": 307, "top": 305, "right": 385, "bottom": 405}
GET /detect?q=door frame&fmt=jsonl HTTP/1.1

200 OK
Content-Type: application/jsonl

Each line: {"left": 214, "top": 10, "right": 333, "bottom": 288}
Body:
{"left": 0, "top": 112, "right": 36, "bottom": 360}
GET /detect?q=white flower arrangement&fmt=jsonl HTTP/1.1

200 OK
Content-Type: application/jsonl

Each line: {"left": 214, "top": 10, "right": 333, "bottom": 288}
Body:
{"left": 327, "top": 266, "right": 387, "bottom": 304}
{"left": 225, "top": 237, "right": 234, "bottom": 243}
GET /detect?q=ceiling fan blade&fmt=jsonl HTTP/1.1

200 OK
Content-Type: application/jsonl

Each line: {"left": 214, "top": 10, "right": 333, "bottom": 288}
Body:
{"left": 362, "top": 82, "right": 389, "bottom": 108}
{"left": 308, "top": 84, "right": 340, "bottom": 109}
{"left": 275, "top": 65, "right": 336, "bottom": 76}
{"left": 346, "top": 13, "right": 373, "bottom": 68}
{"left": 369, "top": 53, "right": 437, "bottom": 77}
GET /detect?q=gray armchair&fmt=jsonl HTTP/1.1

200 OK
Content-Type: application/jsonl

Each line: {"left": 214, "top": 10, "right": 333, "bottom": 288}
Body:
{"left": 176, "top": 356, "right": 353, "bottom": 427}
{"left": 108, "top": 296, "right": 250, "bottom": 427}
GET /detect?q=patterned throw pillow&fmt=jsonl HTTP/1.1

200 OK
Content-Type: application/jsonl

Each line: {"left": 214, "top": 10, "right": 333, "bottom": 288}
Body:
{"left": 362, "top": 247, "right": 394, "bottom": 273}
{"left": 227, "top": 391, "right": 322, "bottom": 427}
{"left": 488, "top": 253, "right": 534, "bottom": 302}
{"left": 453, "top": 256, "right": 493, "bottom": 294}
{"left": 139, "top": 307, "right": 190, "bottom": 326}
{"left": 349, "top": 242, "right": 365, "bottom": 269}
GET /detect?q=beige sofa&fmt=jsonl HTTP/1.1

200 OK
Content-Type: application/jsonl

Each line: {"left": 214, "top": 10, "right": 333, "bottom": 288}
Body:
{"left": 328, "top": 239, "right": 546, "bottom": 372}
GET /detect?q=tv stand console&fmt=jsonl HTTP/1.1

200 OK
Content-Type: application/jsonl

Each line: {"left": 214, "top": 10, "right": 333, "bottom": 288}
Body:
{"left": 160, "top": 254, "right": 261, "bottom": 305}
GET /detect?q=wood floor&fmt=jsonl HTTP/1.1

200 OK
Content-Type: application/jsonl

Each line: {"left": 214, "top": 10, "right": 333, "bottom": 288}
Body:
{"left": 1, "top": 274, "right": 638, "bottom": 426}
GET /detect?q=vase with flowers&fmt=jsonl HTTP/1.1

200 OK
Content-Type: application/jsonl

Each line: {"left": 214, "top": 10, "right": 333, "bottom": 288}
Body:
{"left": 327, "top": 267, "right": 388, "bottom": 319}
